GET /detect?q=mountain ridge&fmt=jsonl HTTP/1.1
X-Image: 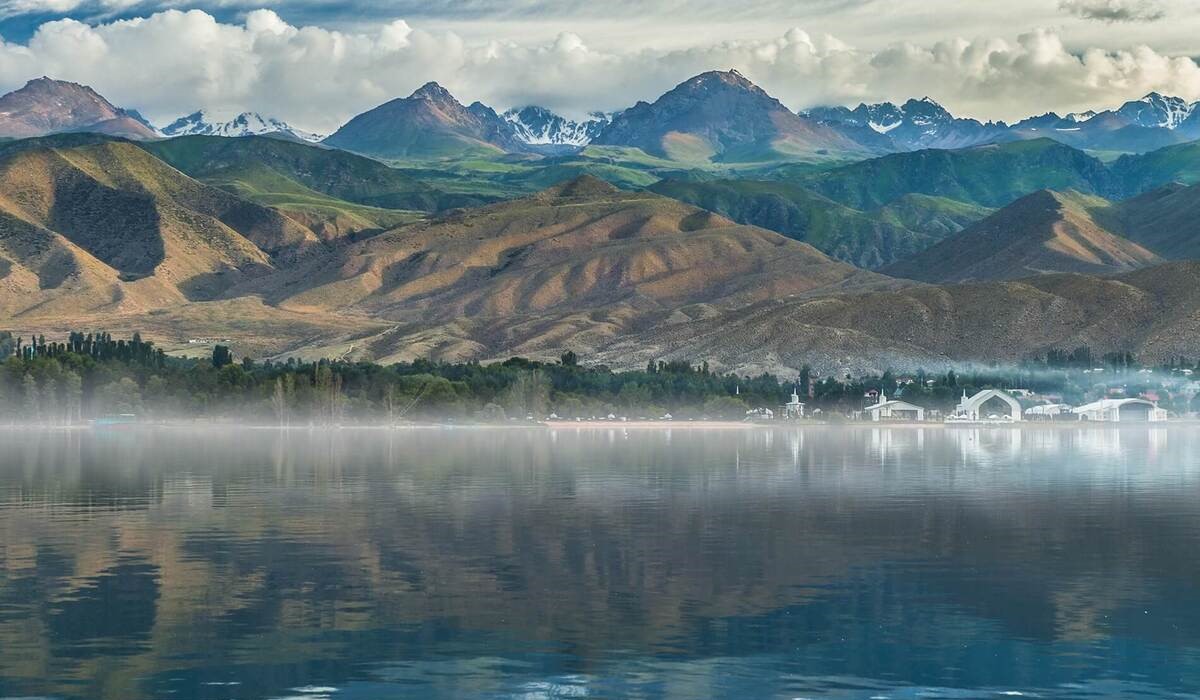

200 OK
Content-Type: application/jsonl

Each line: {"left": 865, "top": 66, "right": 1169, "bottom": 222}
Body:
{"left": 882, "top": 189, "right": 1161, "bottom": 283}
{"left": 322, "top": 82, "right": 529, "bottom": 160}
{"left": 161, "top": 110, "right": 323, "bottom": 142}
{"left": 591, "top": 70, "right": 869, "bottom": 162}
{"left": 0, "top": 77, "right": 157, "bottom": 140}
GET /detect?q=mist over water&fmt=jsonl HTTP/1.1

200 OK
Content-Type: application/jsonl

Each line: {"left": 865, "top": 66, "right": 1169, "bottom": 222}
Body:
{"left": 1, "top": 426, "right": 1199, "bottom": 699}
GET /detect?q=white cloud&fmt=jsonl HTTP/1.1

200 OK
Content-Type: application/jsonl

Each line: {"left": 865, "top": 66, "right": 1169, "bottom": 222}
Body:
{"left": 0, "top": 9, "right": 1199, "bottom": 132}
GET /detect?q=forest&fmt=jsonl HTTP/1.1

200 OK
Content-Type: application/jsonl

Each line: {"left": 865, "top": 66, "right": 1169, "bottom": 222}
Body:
{"left": 0, "top": 331, "right": 1196, "bottom": 424}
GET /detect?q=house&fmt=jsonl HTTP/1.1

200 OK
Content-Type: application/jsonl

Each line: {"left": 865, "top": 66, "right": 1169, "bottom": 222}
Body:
{"left": 1072, "top": 398, "right": 1166, "bottom": 422}
{"left": 863, "top": 394, "right": 926, "bottom": 422}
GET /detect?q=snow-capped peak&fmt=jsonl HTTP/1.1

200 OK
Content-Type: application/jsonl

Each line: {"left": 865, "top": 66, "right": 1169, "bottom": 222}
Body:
{"left": 502, "top": 106, "right": 611, "bottom": 146}
{"left": 1064, "top": 110, "right": 1097, "bottom": 123}
{"left": 1117, "top": 93, "right": 1197, "bottom": 130}
{"left": 161, "top": 110, "right": 323, "bottom": 142}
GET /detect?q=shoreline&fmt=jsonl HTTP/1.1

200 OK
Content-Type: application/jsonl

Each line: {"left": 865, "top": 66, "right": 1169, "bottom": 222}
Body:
{"left": 3, "top": 419, "right": 1199, "bottom": 431}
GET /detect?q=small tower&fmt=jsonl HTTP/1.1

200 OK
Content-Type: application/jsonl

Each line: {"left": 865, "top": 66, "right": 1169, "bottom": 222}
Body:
{"left": 784, "top": 385, "right": 805, "bottom": 419}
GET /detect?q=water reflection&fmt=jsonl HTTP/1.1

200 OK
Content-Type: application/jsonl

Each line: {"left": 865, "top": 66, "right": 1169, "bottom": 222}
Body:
{"left": 1, "top": 426, "right": 1199, "bottom": 699}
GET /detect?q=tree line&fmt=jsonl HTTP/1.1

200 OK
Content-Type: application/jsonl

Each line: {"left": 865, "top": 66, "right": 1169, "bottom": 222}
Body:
{"left": 0, "top": 331, "right": 1195, "bottom": 424}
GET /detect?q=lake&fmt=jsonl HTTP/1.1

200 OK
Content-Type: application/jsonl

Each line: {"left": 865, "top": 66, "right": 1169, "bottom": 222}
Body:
{"left": 1, "top": 426, "right": 1198, "bottom": 699}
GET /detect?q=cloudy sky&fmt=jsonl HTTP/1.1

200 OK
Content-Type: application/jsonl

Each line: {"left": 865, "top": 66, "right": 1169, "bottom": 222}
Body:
{"left": 1, "top": 0, "right": 1198, "bottom": 132}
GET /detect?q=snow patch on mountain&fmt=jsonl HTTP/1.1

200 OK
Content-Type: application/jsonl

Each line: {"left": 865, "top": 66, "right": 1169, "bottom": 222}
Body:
{"left": 162, "top": 110, "right": 323, "bottom": 142}
{"left": 1116, "top": 93, "right": 1197, "bottom": 130}
{"left": 503, "top": 106, "right": 611, "bottom": 146}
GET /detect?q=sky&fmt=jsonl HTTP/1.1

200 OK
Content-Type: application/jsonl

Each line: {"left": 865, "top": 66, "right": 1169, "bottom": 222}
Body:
{"left": 0, "top": 0, "right": 1199, "bottom": 133}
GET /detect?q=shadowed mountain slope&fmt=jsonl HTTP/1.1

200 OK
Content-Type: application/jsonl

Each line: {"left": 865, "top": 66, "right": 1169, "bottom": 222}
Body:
{"left": 1110, "top": 182, "right": 1200, "bottom": 260}
{"left": 0, "top": 140, "right": 318, "bottom": 317}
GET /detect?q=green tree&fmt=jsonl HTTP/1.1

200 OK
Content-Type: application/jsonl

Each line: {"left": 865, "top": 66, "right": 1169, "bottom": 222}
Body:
{"left": 96, "top": 377, "right": 143, "bottom": 415}
{"left": 212, "top": 345, "right": 234, "bottom": 369}
{"left": 504, "top": 370, "right": 550, "bottom": 418}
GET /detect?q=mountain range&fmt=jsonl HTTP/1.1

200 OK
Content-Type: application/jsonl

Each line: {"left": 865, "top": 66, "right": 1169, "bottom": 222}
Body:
{"left": 160, "top": 110, "right": 323, "bottom": 142}
{"left": 810, "top": 91, "right": 1200, "bottom": 155}
{"left": 5, "top": 75, "right": 1200, "bottom": 373}
{"left": 804, "top": 97, "right": 1008, "bottom": 152}
{"left": 5, "top": 74, "right": 1200, "bottom": 162}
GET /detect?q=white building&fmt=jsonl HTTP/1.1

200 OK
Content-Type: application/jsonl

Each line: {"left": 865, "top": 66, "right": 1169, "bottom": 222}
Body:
{"left": 783, "top": 388, "right": 805, "bottom": 419}
{"left": 954, "top": 389, "right": 1023, "bottom": 422}
{"left": 1024, "top": 403, "right": 1073, "bottom": 420}
{"left": 746, "top": 407, "right": 775, "bottom": 421}
{"left": 863, "top": 394, "right": 926, "bottom": 422}
{"left": 1072, "top": 398, "right": 1166, "bottom": 422}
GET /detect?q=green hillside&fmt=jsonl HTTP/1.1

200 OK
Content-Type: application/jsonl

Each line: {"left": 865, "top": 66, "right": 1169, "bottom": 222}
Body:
{"left": 142, "top": 135, "right": 468, "bottom": 209}
{"left": 870, "top": 194, "right": 993, "bottom": 237}
{"left": 647, "top": 179, "right": 985, "bottom": 268}
{"left": 801, "top": 138, "right": 1123, "bottom": 209}
{"left": 1112, "top": 141, "right": 1200, "bottom": 192}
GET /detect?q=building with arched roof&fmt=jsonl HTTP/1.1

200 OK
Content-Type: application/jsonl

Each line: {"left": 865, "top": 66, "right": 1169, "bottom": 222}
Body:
{"left": 954, "top": 389, "right": 1022, "bottom": 422}
{"left": 1072, "top": 398, "right": 1166, "bottom": 422}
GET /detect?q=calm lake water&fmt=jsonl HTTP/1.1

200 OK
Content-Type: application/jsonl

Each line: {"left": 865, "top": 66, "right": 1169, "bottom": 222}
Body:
{"left": 1, "top": 426, "right": 1199, "bottom": 699}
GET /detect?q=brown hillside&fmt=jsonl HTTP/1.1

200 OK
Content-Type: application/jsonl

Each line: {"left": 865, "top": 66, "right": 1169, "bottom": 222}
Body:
{"left": 0, "top": 77, "right": 157, "bottom": 140}
{"left": 594, "top": 261, "right": 1200, "bottom": 375}
{"left": 0, "top": 141, "right": 321, "bottom": 318}
{"left": 242, "top": 176, "right": 886, "bottom": 322}
{"left": 884, "top": 190, "right": 1160, "bottom": 283}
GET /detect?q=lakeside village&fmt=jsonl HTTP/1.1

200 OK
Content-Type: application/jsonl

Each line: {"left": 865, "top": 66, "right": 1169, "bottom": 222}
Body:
{"left": 1, "top": 331, "right": 1199, "bottom": 426}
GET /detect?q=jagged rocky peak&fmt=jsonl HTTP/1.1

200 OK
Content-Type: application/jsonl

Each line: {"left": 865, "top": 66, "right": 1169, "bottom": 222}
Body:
{"left": 1116, "top": 92, "right": 1197, "bottom": 129}
{"left": 410, "top": 81, "right": 459, "bottom": 103}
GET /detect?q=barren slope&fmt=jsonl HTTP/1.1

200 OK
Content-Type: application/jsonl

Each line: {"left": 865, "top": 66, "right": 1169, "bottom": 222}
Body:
{"left": 252, "top": 176, "right": 884, "bottom": 314}
{"left": 884, "top": 190, "right": 1160, "bottom": 282}
{"left": 0, "top": 141, "right": 320, "bottom": 318}
{"left": 595, "top": 261, "right": 1200, "bottom": 375}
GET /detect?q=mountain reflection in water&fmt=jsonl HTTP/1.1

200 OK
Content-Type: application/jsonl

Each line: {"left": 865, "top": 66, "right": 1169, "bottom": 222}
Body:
{"left": 0, "top": 426, "right": 1198, "bottom": 699}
